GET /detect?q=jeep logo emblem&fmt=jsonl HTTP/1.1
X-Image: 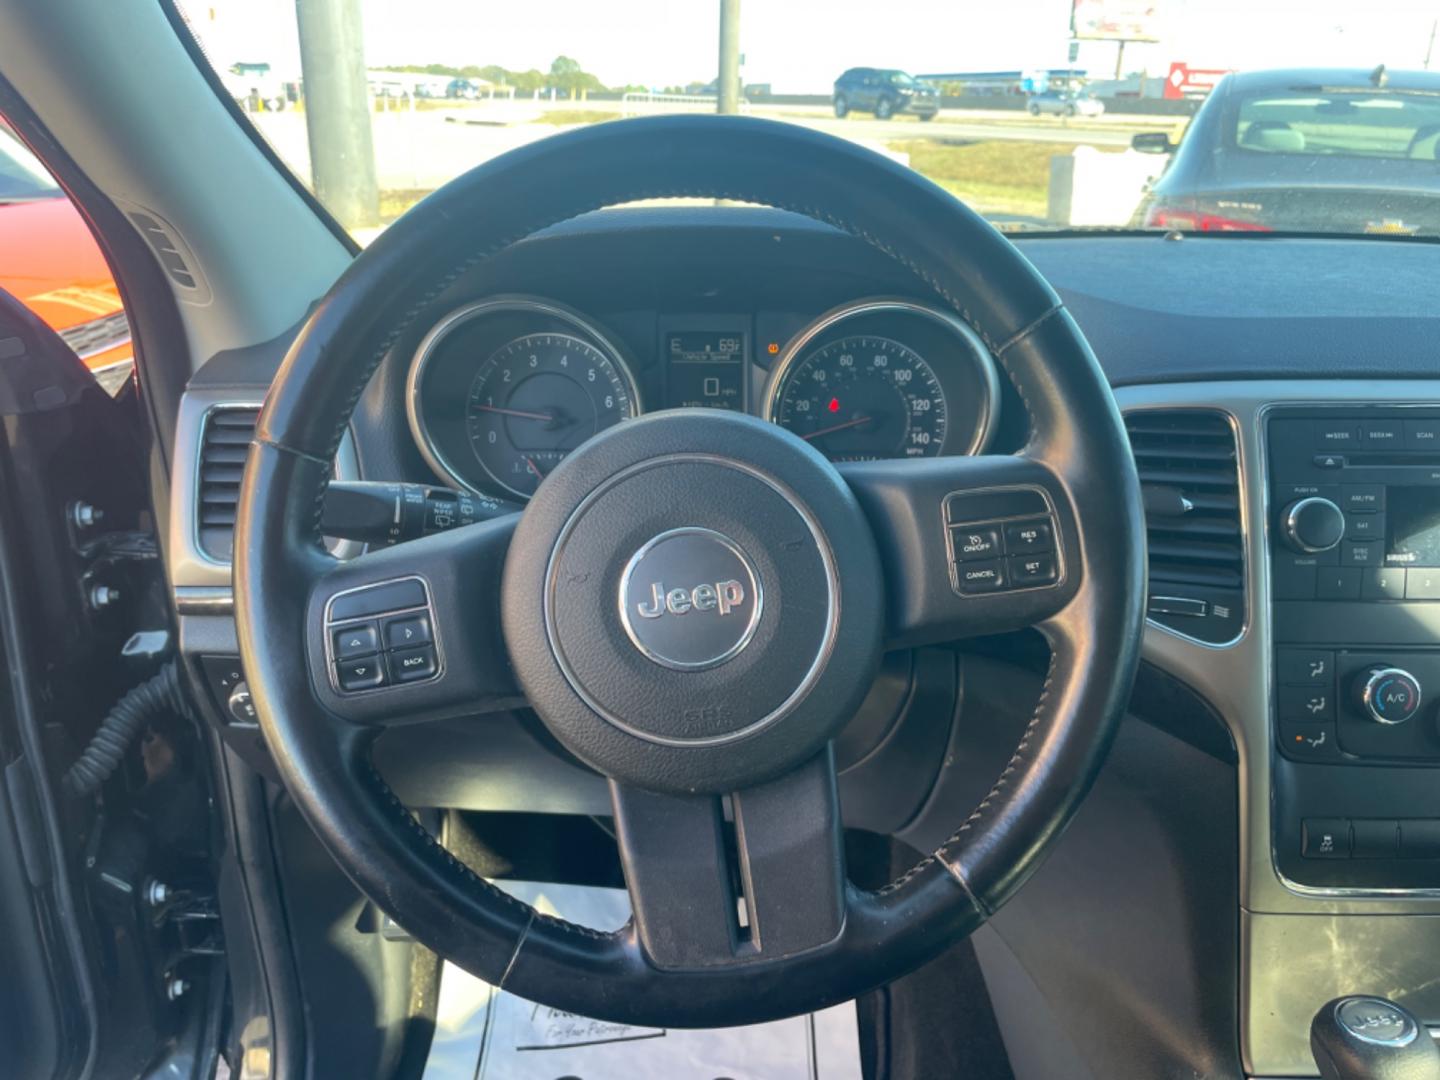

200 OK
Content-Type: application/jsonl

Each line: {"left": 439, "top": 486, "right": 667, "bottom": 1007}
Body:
{"left": 619, "top": 528, "right": 762, "bottom": 670}
{"left": 635, "top": 579, "right": 746, "bottom": 619}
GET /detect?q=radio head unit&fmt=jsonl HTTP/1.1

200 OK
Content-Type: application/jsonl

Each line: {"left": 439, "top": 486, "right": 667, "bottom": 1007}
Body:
{"left": 1267, "top": 406, "right": 1440, "bottom": 891}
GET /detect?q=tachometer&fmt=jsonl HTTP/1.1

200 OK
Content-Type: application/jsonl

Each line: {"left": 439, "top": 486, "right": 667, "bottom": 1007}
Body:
{"left": 407, "top": 296, "right": 642, "bottom": 500}
{"left": 773, "top": 336, "right": 947, "bottom": 460}
{"left": 464, "top": 331, "right": 637, "bottom": 497}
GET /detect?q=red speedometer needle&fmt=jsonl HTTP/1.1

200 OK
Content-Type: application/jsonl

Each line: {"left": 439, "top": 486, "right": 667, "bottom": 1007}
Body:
{"left": 524, "top": 456, "right": 547, "bottom": 481}
{"left": 802, "top": 415, "right": 873, "bottom": 441}
{"left": 475, "top": 404, "right": 555, "bottom": 422}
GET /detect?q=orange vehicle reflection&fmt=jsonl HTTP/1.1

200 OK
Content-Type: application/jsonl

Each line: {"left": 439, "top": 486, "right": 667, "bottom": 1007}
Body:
{"left": 0, "top": 128, "right": 131, "bottom": 377}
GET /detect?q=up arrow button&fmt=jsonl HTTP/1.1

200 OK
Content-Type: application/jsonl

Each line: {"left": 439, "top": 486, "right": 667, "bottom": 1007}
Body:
{"left": 332, "top": 621, "right": 379, "bottom": 659}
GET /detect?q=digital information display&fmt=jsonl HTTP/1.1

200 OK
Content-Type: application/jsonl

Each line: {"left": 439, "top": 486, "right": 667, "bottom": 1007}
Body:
{"left": 1386, "top": 487, "right": 1440, "bottom": 567}
{"left": 664, "top": 330, "right": 745, "bottom": 410}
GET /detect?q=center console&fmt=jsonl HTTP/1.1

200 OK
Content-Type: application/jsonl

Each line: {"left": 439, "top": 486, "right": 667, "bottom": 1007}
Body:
{"left": 1268, "top": 406, "right": 1440, "bottom": 890}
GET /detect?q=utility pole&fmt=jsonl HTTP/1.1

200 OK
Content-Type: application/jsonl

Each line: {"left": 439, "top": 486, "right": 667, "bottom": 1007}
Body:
{"left": 718, "top": 0, "right": 741, "bottom": 115}
{"left": 295, "top": 0, "right": 379, "bottom": 229}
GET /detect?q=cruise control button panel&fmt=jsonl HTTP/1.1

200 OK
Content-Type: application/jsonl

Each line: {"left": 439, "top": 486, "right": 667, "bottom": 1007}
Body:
{"left": 943, "top": 487, "right": 1063, "bottom": 597}
{"left": 324, "top": 576, "right": 442, "bottom": 694}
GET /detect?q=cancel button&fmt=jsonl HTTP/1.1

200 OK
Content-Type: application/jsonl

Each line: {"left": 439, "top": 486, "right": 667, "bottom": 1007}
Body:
{"left": 957, "top": 559, "right": 1007, "bottom": 593}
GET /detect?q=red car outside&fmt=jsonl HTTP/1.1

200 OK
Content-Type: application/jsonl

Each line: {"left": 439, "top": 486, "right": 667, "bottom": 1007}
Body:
{"left": 0, "top": 127, "right": 132, "bottom": 380}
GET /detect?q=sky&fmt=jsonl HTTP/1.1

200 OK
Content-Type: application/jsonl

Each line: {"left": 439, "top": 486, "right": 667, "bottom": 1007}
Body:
{"left": 183, "top": 0, "right": 1440, "bottom": 93}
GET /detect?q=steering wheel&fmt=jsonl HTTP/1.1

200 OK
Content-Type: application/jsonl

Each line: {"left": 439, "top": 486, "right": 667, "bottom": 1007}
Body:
{"left": 235, "top": 116, "right": 1145, "bottom": 1027}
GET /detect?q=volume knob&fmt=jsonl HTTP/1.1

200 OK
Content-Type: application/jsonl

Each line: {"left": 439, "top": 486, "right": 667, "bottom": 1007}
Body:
{"left": 1283, "top": 497, "right": 1345, "bottom": 554}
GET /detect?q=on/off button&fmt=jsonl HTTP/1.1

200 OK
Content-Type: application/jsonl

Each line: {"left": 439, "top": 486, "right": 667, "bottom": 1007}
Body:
{"left": 951, "top": 526, "right": 1001, "bottom": 561}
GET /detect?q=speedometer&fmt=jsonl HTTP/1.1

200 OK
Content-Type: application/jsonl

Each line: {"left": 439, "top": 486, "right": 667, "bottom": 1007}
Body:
{"left": 464, "top": 332, "right": 637, "bottom": 497}
{"left": 765, "top": 298, "right": 1000, "bottom": 461}
{"left": 773, "top": 336, "right": 947, "bottom": 460}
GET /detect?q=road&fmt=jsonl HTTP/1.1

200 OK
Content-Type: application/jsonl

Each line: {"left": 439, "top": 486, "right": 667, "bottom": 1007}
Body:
{"left": 250, "top": 99, "right": 1163, "bottom": 191}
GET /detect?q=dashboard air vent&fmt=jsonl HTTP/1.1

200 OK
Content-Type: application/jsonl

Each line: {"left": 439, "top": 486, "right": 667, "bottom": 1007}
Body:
{"left": 197, "top": 405, "right": 260, "bottom": 561}
{"left": 1125, "top": 410, "right": 1244, "bottom": 644}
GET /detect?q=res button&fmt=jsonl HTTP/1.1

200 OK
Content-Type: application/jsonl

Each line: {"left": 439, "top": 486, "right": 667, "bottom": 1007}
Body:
{"left": 1004, "top": 518, "right": 1053, "bottom": 554}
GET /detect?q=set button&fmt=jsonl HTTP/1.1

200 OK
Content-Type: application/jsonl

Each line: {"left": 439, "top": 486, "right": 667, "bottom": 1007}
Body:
{"left": 1008, "top": 553, "right": 1058, "bottom": 586}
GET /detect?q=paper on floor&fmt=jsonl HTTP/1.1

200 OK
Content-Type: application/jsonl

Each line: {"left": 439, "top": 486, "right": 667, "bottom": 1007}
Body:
{"left": 422, "top": 880, "right": 863, "bottom": 1080}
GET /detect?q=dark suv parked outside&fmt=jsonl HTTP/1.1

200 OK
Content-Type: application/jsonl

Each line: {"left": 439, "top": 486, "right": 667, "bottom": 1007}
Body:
{"left": 833, "top": 68, "right": 940, "bottom": 120}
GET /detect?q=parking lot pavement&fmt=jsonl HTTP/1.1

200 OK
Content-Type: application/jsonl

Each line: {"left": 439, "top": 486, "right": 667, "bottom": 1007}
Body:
{"left": 250, "top": 103, "right": 1147, "bottom": 192}
{"left": 251, "top": 111, "right": 557, "bottom": 189}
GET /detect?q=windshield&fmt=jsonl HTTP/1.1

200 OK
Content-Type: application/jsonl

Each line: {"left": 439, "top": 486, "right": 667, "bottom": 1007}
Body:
{"left": 173, "top": 0, "right": 1440, "bottom": 240}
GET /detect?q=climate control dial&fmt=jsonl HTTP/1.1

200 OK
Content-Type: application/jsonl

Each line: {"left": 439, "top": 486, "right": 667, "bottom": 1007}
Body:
{"left": 1282, "top": 497, "right": 1345, "bottom": 554}
{"left": 1355, "top": 667, "right": 1422, "bottom": 726}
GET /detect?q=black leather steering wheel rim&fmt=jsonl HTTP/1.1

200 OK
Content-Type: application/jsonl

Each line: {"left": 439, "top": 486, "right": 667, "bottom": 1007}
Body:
{"left": 235, "top": 115, "right": 1145, "bottom": 1026}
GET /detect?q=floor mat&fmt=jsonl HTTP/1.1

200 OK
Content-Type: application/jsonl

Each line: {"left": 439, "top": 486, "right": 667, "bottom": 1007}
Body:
{"left": 421, "top": 881, "right": 863, "bottom": 1080}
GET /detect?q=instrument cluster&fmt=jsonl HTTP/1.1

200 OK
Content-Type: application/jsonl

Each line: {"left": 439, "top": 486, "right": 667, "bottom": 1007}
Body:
{"left": 406, "top": 294, "right": 1001, "bottom": 500}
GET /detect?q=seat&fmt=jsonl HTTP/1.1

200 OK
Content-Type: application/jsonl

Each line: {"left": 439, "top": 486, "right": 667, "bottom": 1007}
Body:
{"left": 1407, "top": 123, "right": 1440, "bottom": 160}
{"left": 1241, "top": 121, "right": 1306, "bottom": 153}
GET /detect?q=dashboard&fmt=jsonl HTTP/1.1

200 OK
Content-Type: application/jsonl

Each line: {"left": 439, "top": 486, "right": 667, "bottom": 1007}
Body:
{"left": 169, "top": 208, "right": 1440, "bottom": 1080}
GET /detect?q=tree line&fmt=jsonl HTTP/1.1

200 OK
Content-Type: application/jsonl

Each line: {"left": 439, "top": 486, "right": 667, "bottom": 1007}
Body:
{"left": 376, "top": 57, "right": 648, "bottom": 95}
